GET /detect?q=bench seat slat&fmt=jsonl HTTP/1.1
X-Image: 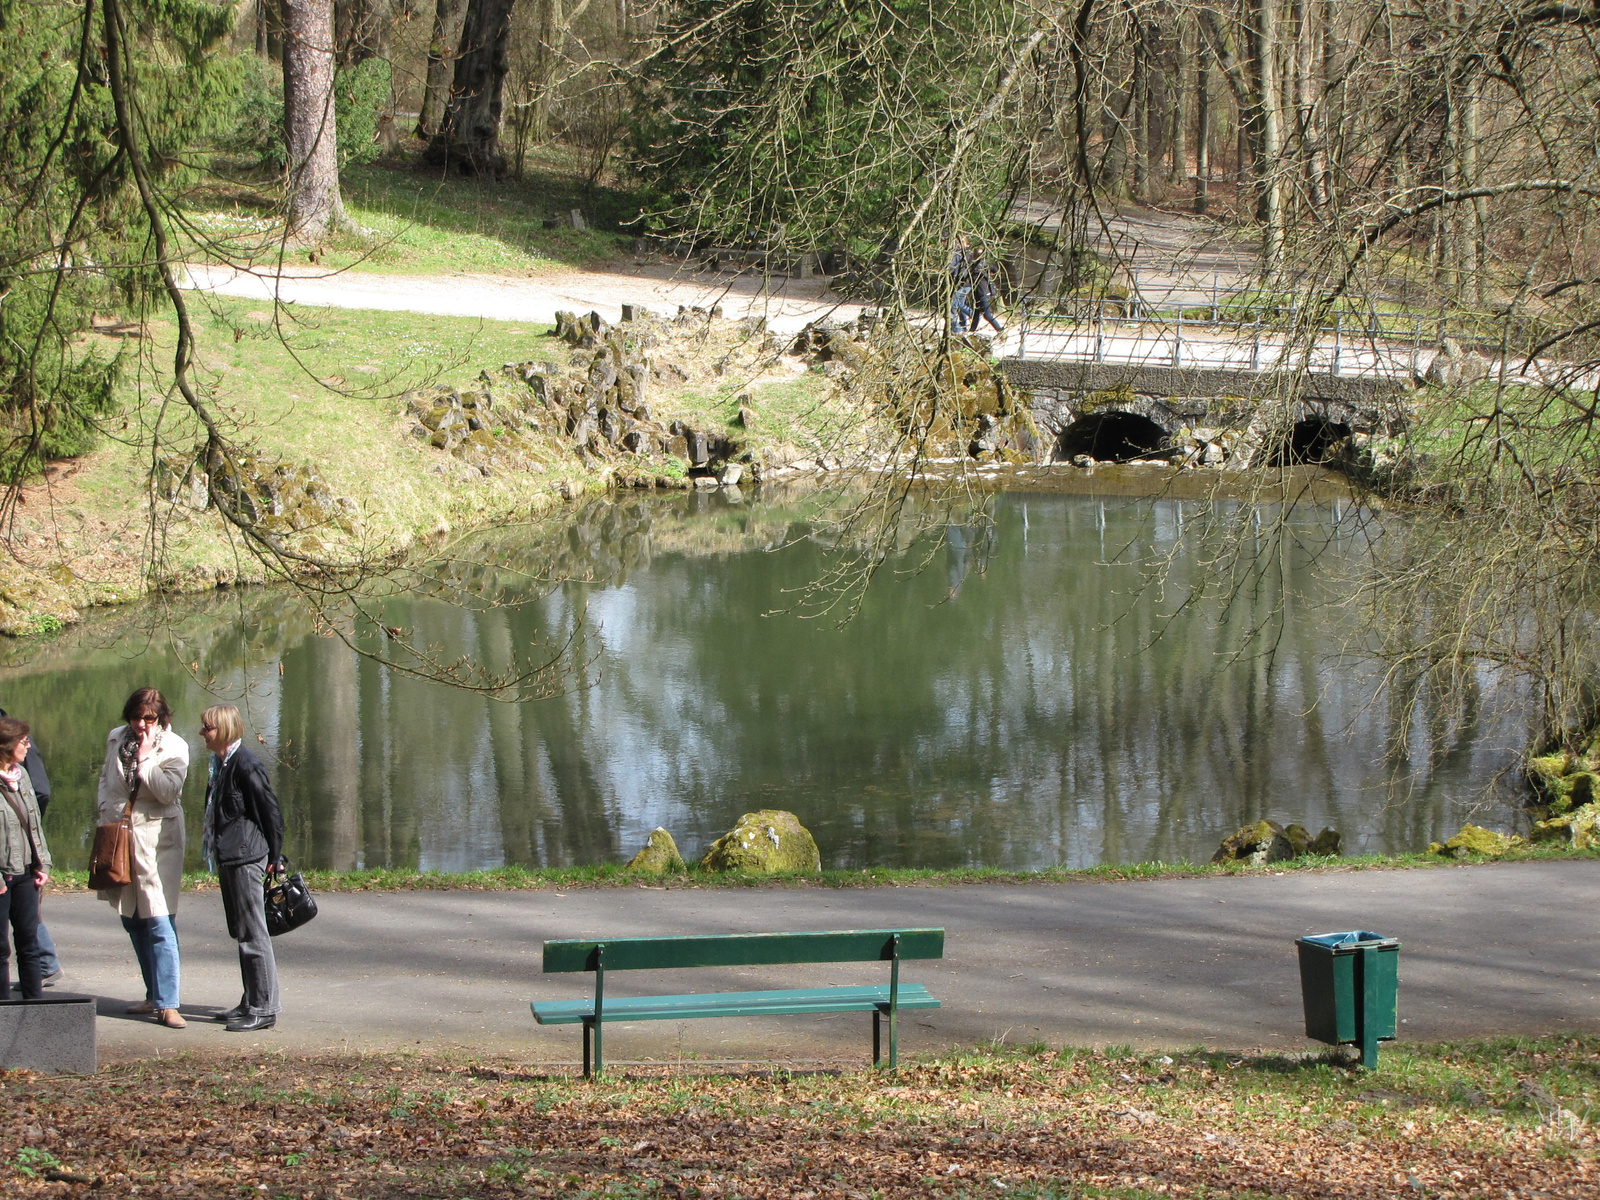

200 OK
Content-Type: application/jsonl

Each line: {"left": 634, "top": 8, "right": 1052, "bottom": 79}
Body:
{"left": 543, "top": 928, "right": 944, "bottom": 973}
{"left": 532, "top": 983, "right": 939, "bottom": 1025}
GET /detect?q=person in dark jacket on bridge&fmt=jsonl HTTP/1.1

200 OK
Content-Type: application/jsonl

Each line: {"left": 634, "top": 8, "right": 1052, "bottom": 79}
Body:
{"left": 965, "top": 246, "right": 1005, "bottom": 334}
{"left": 200, "top": 704, "right": 284, "bottom": 1032}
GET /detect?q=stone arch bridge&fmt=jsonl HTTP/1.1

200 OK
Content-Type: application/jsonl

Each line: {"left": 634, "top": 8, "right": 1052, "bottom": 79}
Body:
{"left": 998, "top": 359, "right": 1412, "bottom": 468}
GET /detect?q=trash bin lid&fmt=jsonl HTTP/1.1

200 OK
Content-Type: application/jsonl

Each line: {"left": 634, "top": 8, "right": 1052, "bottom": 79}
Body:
{"left": 1297, "top": 930, "right": 1400, "bottom": 951}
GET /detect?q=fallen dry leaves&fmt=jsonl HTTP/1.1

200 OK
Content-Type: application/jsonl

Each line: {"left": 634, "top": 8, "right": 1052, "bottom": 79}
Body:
{"left": 3, "top": 1038, "right": 1597, "bottom": 1198}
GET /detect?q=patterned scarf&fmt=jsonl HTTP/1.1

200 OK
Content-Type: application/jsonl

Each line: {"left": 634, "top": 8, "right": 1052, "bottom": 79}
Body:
{"left": 202, "top": 752, "right": 219, "bottom": 872}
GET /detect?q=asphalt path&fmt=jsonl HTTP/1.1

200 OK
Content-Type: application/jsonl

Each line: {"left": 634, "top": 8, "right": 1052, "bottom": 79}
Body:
{"left": 34, "top": 860, "right": 1599, "bottom": 1070}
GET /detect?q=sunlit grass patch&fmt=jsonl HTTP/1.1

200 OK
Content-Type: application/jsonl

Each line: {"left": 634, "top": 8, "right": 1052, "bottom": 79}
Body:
{"left": 181, "top": 160, "right": 639, "bottom": 277}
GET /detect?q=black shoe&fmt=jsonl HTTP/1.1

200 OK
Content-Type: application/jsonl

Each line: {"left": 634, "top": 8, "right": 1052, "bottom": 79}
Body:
{"left": 225, "top": 1014, "right": 276, "bottom": 1033}
{"left": 218, "top": 1004, "right": 248, "bottom": 1022}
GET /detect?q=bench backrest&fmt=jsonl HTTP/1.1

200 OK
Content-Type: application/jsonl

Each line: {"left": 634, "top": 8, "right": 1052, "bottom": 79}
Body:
{"left": 543, "top": 928, "right": 944, "bottom": 973}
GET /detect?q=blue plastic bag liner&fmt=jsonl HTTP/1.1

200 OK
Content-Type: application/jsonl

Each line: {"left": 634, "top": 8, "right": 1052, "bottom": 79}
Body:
{"left": 1299, "top": 931, "right": 1397, "bottom": 950}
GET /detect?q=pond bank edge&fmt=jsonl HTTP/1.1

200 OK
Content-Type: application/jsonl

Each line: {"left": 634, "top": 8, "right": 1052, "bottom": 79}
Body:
{"left": 46, "top": 843, "right": 1599, "bottom": 893}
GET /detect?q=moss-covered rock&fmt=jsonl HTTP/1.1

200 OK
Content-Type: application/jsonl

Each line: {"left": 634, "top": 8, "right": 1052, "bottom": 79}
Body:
{"left": 1307, "top": 827, "right": 1342, "bottom": 856}
{"left": 1534, "top": 802, "right": 1600, "bottom": 850}
{"left": 700, "top": 809, "right": 821, "bottom": 873}
{"left": 1527, "top": 744, "right": 1600, "bottom": 816}
{"left": 1212, "top": 819, "right": 1297, "bottom": 865}
{"left": 1428, "top": 824, "right": 1520, "bottom": 858}
{"left": 625, "top": 827, "right": 685, "bottom": 874}
{"left": 1213, "top": 819, "right": 1341, "bottom": 865}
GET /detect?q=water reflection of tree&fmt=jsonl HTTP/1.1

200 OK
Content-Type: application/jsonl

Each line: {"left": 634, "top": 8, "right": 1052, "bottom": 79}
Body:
{"left": 7, "top": 491, "right": 1528, "bottom": 872}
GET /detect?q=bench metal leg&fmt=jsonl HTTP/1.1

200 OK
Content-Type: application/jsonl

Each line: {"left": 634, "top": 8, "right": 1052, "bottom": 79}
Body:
{"left": 872, "top": 1009, "right": 881, "bottom": 1066}
{"left": 582, "top": 1019, "right": 593, "bottom": 1079}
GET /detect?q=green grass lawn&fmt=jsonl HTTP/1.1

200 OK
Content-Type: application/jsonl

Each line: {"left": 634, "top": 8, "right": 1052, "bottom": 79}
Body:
{"left": 186, "top": 158, "right": 640, "bottom": 276}
{"left": 10, "top": 289, "right": 831, "bottom": 627}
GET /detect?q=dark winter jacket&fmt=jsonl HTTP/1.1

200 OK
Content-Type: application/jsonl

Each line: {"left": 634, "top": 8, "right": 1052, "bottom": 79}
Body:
{"left": 209, "top": 745, "right": 284, "bottom": 868}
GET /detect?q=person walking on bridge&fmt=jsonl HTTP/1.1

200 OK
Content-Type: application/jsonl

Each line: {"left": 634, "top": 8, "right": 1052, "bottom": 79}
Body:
{"left": 965, "top": 245, "right": 1005, "bottom": 334}
{"left": 950, "top": 237, "right": 975, "bottom": 332}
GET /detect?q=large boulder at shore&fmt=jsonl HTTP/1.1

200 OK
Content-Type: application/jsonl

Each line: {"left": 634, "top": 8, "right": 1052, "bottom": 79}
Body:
{"left": 625, "top": 827, "right": 685, "bottom": 874}
{"left": 1212, "top": 819, "right": 1342, "bottom": 866}
{"left": 1213, "top": 819, "right": 1298, "bottom": 865}
{"left": 1536, "top": 802, "right": 1600, "bottom": 849}
{"left": 700, "top": 810, "right": 821, "bottom": 873}
{"left": 1429, "top": 824, "right": 1520, "bottom": 858}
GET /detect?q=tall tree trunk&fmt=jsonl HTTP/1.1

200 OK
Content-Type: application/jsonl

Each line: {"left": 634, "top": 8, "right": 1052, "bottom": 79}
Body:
{"left": 1195, "top": 46, "right": 1211, "bottom": 213}
{"left": 1131, "top": 18, "right": 1148, "bottom": 198}
{"left": 417, "top": 0, "right": 468, "bottom": 138}
{"left": 1463, "top": 74, "right": 1486, "bottom": 305}
{"left": 1290, "top": 0, "right": 1323, "bottom": 209}
{"left": 1312, "top": 0, "right": 1337, "bottom": 209}
{"left": 336, "top": 0, "right": 394, "bottom": 64}
{"left": 283, "top": 0, "right": 346, "bottom": 240}
{"left": 1250, "top": 0, "right": 1283, "bottom": 270}
{"left": 1198, "top": 10, "right": 1256, "bottom": 189}
{"left": 258, "top": 0, "right": 286, "bottom": 58}
{"left": 425, "top": 0, "right": 517, "bottom": 176}
{"left": 1169, "top": 20, "right": 1189, "bottom": 186}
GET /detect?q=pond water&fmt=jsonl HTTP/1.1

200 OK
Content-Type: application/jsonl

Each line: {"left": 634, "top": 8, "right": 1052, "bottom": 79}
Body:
{"left": 2, "top": 482, "right": 1530, "bottom": 873}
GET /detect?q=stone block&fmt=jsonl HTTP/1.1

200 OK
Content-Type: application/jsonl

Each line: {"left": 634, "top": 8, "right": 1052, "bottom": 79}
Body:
{"left": 0, "top": 995, "right": 96, "bottom": 1074}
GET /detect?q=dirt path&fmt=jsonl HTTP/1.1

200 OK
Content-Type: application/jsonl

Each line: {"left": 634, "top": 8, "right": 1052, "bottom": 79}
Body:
{"left": 1008, "top": 199, "right": 1264, "bottom": 309}
{"left": 185, "top": 260, "right": 872, "bottom": 336}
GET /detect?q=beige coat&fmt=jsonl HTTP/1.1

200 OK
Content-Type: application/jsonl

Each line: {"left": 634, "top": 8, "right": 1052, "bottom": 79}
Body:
{"left": 96, "top": 725, "right": 190, "bottom": 919}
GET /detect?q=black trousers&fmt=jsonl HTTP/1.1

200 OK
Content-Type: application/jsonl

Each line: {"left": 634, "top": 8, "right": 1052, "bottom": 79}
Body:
{"left": 0, "top": 872, "right": 42, "bottom": 1000}
{"left": 218, "top": 858, "right": 280, "bottom": 1016}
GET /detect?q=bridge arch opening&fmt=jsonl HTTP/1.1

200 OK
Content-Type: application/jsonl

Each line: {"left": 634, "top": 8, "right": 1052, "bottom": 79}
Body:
{"left": 1055, "top": 412, "right": 1167, "bottom": 463}
{"left": 1272, "top": 417, "right": 1353, "bottom": 466}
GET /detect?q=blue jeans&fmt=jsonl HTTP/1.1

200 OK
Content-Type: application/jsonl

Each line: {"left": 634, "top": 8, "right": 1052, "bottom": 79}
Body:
{"left": 35, "top": 921, "right": 59, "bottom": 977}
{"left": 121, "top": 914, "right": 181, "bottom": 1010}
{"left": 952, "top": 286, "right": 973, "bottom": 331}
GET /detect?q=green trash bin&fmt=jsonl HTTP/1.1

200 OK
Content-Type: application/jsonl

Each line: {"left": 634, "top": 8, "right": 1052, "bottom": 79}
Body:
{"left": 1295, "top": 930, "right": 1399, "bottom": 1069}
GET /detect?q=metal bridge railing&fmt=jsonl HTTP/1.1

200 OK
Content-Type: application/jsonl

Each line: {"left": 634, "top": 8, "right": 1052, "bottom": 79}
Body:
{"left": 1013, "top": 300, "right": 1455, "bottom": 379}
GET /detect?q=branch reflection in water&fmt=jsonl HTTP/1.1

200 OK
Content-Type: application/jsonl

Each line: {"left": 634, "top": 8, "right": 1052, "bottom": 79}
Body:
{"left": 2, "top": 484, "right": 1530, "bottom": 872}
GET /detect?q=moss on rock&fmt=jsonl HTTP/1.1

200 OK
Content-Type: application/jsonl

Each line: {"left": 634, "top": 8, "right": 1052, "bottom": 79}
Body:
{"left": 1212, "top": 819, "right": 1341, "bottom": 866}
{"left": 625, "top": 827, "right": 686, "bottom": 874}
{"left": 1534, "top": 802, "right": 1600, "bottom": 850}
{"left": 1527, "top": 744, "right": 1600, "bottom": 816}
{"left": 1212, "top": 819, "right": 1297, "bottom": 865}
{"left": 1428, "top": 824, "right": 1520, "bottom": 858}
{"left": 700, "top": 809, "right": 821, "bottom": 873}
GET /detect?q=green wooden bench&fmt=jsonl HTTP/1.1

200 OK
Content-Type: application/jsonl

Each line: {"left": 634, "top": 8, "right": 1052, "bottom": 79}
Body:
{"left": 531, "top": 927, "right": 943, "bottom": 1077}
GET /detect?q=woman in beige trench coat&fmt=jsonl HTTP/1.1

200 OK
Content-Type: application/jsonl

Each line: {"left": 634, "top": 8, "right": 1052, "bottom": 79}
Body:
{"left": 97, "top": 687, "right": 190, "bottom": 1028}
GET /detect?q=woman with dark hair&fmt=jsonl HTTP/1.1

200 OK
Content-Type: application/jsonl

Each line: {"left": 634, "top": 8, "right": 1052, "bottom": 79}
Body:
{"left": 200, "top": 704, "right": 283, "bottom": 1032}
{"left": 0, "top": 716, "right": 52, "bottom": 999}
{"left": 98, "top": 687, "right": 190, "bottom": 1028}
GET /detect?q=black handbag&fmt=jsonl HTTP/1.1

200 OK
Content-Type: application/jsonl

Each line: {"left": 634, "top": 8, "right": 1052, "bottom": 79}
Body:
{"left": 263, "top": 863, "right": 317, "bottom": 937}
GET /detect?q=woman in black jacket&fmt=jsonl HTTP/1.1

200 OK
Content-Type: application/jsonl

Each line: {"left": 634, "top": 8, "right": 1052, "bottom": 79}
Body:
{"left": 199, "top": 704, "right": 284, "bottom": 1032}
